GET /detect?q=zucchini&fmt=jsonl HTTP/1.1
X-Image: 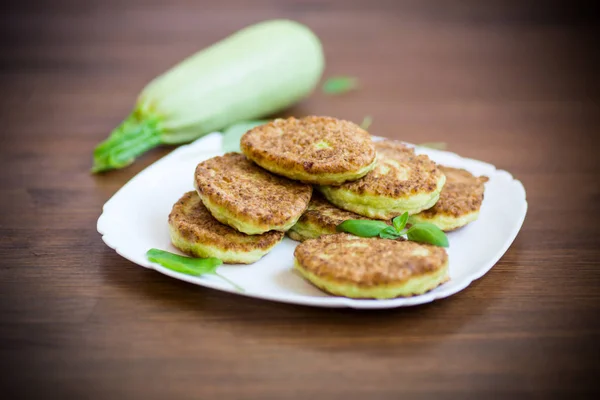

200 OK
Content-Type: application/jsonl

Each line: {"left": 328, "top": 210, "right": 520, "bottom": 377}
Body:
{"left": 92, "top": 19, "right": 324, "bottom": 172}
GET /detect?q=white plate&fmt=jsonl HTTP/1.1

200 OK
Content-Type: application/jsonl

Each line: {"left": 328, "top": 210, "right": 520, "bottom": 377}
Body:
{"left": 97, "top": 133, "right": 527, "bottom": 309}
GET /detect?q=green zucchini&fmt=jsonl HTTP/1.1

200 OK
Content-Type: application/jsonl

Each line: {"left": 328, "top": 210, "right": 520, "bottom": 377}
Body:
{"left": 92, "top": 19, "right": 324, "bottom": 172}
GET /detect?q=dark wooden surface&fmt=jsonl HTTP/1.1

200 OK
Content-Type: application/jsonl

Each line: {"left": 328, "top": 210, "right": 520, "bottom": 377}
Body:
{"left": 1, "top": 1, "right": 599, "bottom": 398}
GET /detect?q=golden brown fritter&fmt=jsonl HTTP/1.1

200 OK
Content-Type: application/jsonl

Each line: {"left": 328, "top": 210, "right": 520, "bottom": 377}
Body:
{"left": 418, "top": 167, "right": 489, "bottom": 218}
{"left": 194, "top": 153, "right": 312, "bottom": 234}
{"left": 240, "top": 116, "right": 377, "bottom": 185}
{"left": 294, "top": 234, "right": 447, "bottom": 286}
{"left": 318, "top": 140, "right": 446, "bottom": 219}
{"left": 168, "top": 192, "right": 284, "bottom": 263}
{"left": 287, "top": 192, "right": 375, "bottom": 242}
{"left": 346, "top": 141, "right": 443, "bottom": 197}
{"left": 293, "top": 233, "right": 449, "bottom": 298}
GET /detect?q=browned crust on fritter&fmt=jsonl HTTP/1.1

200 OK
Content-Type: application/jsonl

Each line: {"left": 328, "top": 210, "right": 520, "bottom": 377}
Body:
{"left": 294, "top": 233, "right": 448, "bottom": 286}
{"left": 296, "top": 192, "right": 372, "bottom": 234}
{"left": 329, "top": 141, "right": 443, "bottom": 196}
{"left": 169, "top": 192, "right": 284, "bottom": 253}
{"left": 195, "top": 153, "right": 312, "bottom": 227}
{"left": 240, "top": 116, "right": 376, "bottom": 175}
{"left": 418, "top": 167, "right": 489, "bottom": 218}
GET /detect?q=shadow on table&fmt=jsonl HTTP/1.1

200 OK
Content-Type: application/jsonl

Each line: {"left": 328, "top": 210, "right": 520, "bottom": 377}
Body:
{"left": 99, "top": 240, "right": 523, "bottom": 353}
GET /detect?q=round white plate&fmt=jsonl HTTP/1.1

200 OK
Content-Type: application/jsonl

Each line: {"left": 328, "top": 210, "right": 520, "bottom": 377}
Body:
{"left": 97, "top": 133, "right": 527, "bottom": 309}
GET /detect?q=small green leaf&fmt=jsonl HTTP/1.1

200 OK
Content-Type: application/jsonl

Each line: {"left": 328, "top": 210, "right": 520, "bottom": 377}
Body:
{"left": 147, "top": 248, "right": 222, "bottom": 275}
{"left": 222, "top": 120, "right": 269, "bottom": 152}
{"left": 336, "top": 219, "right": 389, "bottom": 237}
{"left": 146, "top": 249, "right": 244, "bottom": 291}
{"left": 417, "top": 142, "right": 448, "bottom": 151}
{"left": 406, "top": 223, "right": 449, "bottom": 247}
{"left": 360, "top": 115, "right": 372, "bottom": 130}
{"left": 322, "top": 76, "right": 358, "bottom": 95}
{"left": 392, "top": 212, "right": 409, "bottom": 232}
{"left": 379, "top": 226, "right": 402, "bottom": 240}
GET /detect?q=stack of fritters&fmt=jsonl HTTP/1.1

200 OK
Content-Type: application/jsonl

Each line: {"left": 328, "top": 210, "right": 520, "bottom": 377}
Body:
{"left": 167, "top": 115, "right": 488, "bottom": 298}
{"left": 168, "top": 116, "right": 376, "bottom": 264}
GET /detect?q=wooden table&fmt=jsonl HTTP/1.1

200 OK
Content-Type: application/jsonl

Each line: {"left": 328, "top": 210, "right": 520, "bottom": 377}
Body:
{"left": 1, "top": 0, "right": 598, "bottom": 398}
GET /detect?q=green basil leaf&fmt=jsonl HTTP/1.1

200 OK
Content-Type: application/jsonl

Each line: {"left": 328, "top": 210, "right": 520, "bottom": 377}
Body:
{"left": 146, "top": 249, "right": 244, "bottom": 292}
{"left": 336, "top": 219, "right": 389, "bottom": 237}
{"left": 322, "top": 76, "right": 358, "bottom": 95}
{"left": 360, "top": 115, "right": 372, "bottom": 130}
{"left": 222, "top": 120, "right": 269, "bottom": 152}
{"left": 417, "top": 142, "right": 447, "bottom": 151}
{"left": 392, "top": 212, "right": 409, "bottom": 232}
{"left": 406, "top": 223, "right": 449, "bottom": 247}
{"left": 379, "top": 226, "right": 402, "bottom": 240}
{"left": 147, "top": 248, "right": 222, "bottom": 275}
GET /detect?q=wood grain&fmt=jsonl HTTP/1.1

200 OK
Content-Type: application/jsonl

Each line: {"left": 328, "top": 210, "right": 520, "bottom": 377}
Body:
{"left": 1, "top": 0, "right": 599, "bottom": 398}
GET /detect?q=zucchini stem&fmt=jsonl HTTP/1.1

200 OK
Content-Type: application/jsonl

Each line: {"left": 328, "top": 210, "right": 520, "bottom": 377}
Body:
{"left": 92, "top": 114, "right": 162, "bottom": 173}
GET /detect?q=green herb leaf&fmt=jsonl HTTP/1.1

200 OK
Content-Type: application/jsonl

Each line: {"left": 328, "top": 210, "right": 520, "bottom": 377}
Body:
{"left": 336, "top": 219, "right": 389, "bottom": 237}
{"left": 322, "top": 76, "right": 358, "bottom": 95}
{"left": 379, "top": 226, "right": 402, "bottom": 240}
{"left": 417, "top": 142, "right": 448, "bottom": 151}
{"left": 392, "top": 212, "right": 409, "bottom": 232}
{"left": 146, "top": 249, "right": 244, "bottom": 291}
{"left": 222, "top": 120, "right": 269, "bottom": 152}
{"left": 360, "top": 115, "right": 372, "bottom": 130}
{"left": 406, "top": 223, "right": 449, "bottom": 247}
{"left": 147, "top": 248, "right": 222, "bottom": 275}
